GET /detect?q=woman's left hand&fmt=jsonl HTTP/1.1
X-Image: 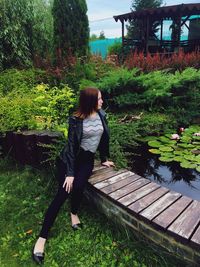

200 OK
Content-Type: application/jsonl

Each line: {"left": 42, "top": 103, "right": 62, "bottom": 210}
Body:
{"left": 101, "top": 161, "right": 115, "bottom": 167}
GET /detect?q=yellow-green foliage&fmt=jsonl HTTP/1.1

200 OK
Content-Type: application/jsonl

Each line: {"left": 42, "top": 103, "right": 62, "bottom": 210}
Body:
{"left": 0, "top": 76, "right": 75, "bottom": 133}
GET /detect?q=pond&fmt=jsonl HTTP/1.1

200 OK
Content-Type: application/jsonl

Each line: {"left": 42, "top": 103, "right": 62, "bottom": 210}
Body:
{"left": 129, "top": 143, "right": 200, "bottom": 201}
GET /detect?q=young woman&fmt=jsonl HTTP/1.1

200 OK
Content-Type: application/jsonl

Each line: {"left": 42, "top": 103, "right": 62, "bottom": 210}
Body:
{"left": 32, "top": 87, "right": 114, "bottom": 264}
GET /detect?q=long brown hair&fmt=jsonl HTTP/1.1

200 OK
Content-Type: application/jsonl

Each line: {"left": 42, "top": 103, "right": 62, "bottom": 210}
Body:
{"left": 74, "top": 87, "right": 99, "bottom": 119}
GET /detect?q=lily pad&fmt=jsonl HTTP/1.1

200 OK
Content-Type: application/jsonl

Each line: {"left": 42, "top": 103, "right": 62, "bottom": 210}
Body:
{"left": 157, "top": 136, "right": 171, "bottom": 143}
{"left": 159, "top": 156, "right": 173, "bottom": 162}
{"left": 159, "top": 146, "right": 173, "bottom": 152}
{"left": 173, "top": 156, "right": 183, "bottom": 162}
{"left": 184, "top": 154, "right": 197, "bottom": 161}
{"left": 174, "top": 150, "right": 184, "bottom": 155}
{"left": 180, "top": 136, "right": 192, "bottom": 143}
{"left": 148, "top": 140, "right": 162, "bottom": 148}
{"left": 196, "top": 166, "right": 200, "bottom": 172}
{"left": 180, "top": 161, "right": 197, "bottom": 169}
{"left": 141, "top": 136, "right": 157, "bottom": 142}
{"left": 177, "top": 143, "right": 195, "bottom": 149}
{"left": 161, "top": 152, "right": 174, "bottom": 158}
{"left": 149, "top": 149, "right": 161, "bottom": 154}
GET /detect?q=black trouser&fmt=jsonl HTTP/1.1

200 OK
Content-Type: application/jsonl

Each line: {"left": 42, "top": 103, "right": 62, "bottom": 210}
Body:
{"left": 39, "top": 148, "right": 94, "bottom": 239}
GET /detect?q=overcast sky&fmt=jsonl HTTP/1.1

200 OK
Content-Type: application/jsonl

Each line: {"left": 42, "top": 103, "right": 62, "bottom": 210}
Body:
{"left": 86, "top": 0, "right": 200, "bottom": 38}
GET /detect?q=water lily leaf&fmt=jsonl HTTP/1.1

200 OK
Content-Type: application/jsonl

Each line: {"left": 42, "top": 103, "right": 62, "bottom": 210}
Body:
{"left": 157, "top": 136, "right": 170, "bottom": 143}
{"left": 161, "top": 152, "right": 174, "bottom": 158}
{"left": 180, "top": 136, "right": 192, "bottom": 142}
{"left": 194, "top": 158, "right": 200, "bottom": 164}
{"left": 184, "top": 155, "right": 197, "bottom": 161}
{"left": 165, "top": 133, "right": 173, "bottom": 138}
{"left": 159, "top": 146, "right": 173, "bottom": 152}
{"left": 192, "top": 141, "right": 200, "bottom": 145}
{"left": 148, "top": 140, "right": 162, "bottom": 148}
{"left": 149, "top": 149, "right": 161, "bottom": 154}
{"left": 184, "top": 126, "right": 200, "bottom": 134}
{"left": 177, "top": 143, "right": 195, "bottom": 149}
{"left": 196, "top": 155, "right": 200, "bottom": 160}
{"left": 192, "top": 136, "right": 200, "bottom": 141}
{"left": 196, "top": 166, "right": 200, "bottom": 173}
{"left": 159, "top": 156, "right": 173, "bottom": 162}
{"left": 180, "top": 161, "right": 197, "bottom": 169}
{"left": 173, "top": 156, "right": 183, "bottom": 162}
{"left": 174, "top": 150, "right": 184, "bottom": 155}
{"left": 141, "top": 136, "right": 157, "bottom": 142}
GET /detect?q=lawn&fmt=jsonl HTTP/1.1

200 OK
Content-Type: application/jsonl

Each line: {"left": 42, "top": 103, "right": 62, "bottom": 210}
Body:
{"left": 0, "top": 158, "right": 184, "bottom": 267}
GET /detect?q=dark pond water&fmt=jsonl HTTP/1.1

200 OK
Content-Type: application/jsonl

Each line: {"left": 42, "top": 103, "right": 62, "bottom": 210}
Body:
{"left": 129, "top": 143, "right": 200, "bottom": 201}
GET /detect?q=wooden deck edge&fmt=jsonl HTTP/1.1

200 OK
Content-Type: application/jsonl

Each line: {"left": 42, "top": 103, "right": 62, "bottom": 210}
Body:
{"left": 84, "top": 183, "right": 200, "bottom": 267}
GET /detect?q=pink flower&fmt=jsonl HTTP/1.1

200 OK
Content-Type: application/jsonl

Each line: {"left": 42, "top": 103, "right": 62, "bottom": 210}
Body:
{"left": 171, "top": 134, "right": 180, "bottom": 140}
{"left": 193, "top": 132, "right": 200, "bottom": 136}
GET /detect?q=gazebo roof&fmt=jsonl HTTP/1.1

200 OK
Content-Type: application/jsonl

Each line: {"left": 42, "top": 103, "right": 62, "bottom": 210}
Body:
{"left": 114, "top": 3, "right": 200, "bottom": 22}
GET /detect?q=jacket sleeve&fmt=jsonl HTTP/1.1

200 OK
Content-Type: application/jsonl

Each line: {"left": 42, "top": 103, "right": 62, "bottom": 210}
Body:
{"left": 65, "top": 117, "right": 76, "bottom": 177}
{"left": 98, "top": 111, "right": 110, "bottom": 163}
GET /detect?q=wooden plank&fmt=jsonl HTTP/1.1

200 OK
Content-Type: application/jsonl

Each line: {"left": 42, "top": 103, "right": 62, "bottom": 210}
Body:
{"left": 90, "top": 167, "right": 115, "bottom": 178}
{"left": 139, "top": 191, "right": 181, "bottom": 221}
{"left": 191, "top": 225, "right": 200, "bottom": 246}
{"left": 153, "top": 196, "right": 192, "bottom": 229}
{"left": 94, "top": 171, "right": 135, "bottom": 189}
{"left": 89, "top": 169, "right": 126, "bottom": 185}
{"left": 168, "top": 200, "right": 200, "bottom": 240}
{"left": 92, "top": 165, "right": 107, "bottom": 172}
{"left": 118, "top": 182, "right": 160, "bottom": 206}
{"left": 109, "top": 178, "right": 150, "bottom": 200}
{"left": 101, "top": 174, "right": 141, "bottom": 194}
{"left": 129, "top": 187, "right": 169, "bottom": 213}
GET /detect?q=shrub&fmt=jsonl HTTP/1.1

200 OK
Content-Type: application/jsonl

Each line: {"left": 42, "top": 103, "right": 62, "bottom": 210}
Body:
{"left": 124, "top": 49, "right": 200, "bottom": 72}
{"left": 108, "top": 42, "right": 123, "bottom": 58}
{"left": 0, "top": 68, "right": 52, "bottom": 95}
{"left": 0, "top": 83, "right": 75, "bottom": 133}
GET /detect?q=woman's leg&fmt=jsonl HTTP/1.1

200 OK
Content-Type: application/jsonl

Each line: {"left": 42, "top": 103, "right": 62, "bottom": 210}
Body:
{"left": 70, "top": 152, "right": 94, "bottom": 220}
{"left": 39, "top": 186, "right": 70, "bottom": 239}
{"left": 34, "top": 159, "right": 68, "bottom": 253}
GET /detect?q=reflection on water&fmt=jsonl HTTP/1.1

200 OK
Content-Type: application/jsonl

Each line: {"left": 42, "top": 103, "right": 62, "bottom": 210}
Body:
{"left": 130, "top": 144, "right": 200, "bottom": 201}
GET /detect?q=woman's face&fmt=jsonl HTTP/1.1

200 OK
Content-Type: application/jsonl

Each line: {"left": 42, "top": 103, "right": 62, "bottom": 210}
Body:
{"left": 97, "top": 91, "right": 103, "bottom": 110}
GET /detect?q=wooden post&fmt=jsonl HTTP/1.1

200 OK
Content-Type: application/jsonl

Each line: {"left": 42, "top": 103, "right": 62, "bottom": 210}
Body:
{"left": 121, "top": 19, "right": 125, "bottom": 47}
{"left": 145, "top": 16, "right": 149, "bottom": 55}
{"left": 177, "top": 14, "right": 182, "bottom": 51}
{"left": 160, "top": 19, "right": 163, "bottom": 49}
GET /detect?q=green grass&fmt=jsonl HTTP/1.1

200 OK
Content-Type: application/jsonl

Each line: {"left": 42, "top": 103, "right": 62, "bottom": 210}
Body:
{"left": 0, "top": 158, "right": 184, "bottom": 267}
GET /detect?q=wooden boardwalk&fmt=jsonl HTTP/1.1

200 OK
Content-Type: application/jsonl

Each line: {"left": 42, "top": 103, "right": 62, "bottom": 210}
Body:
{"left": 85, "top": 164, "right": 200, "bottom": 266}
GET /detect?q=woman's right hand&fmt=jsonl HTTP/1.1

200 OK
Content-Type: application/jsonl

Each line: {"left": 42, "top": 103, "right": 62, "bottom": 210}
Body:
{"left": 63, "top": 176, "right": 74, "bottom": 193}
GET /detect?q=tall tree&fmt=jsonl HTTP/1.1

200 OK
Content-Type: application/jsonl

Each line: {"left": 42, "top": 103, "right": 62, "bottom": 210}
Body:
{"left": 0, "top": 0, "right": 33, "bottom": 69}
{"left": 127, "top": 0, "right": 163, "bottom": 40}
{"left": 32, "top": 0, "right": 54, "bottom": 59}
{"left": 52, "top": 0, "right": 89, "bottom": 60}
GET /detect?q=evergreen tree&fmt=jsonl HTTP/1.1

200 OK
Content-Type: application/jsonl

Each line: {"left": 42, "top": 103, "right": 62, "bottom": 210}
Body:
{"left": 127, "top": 0, "right": 163, "bottom": 40}
{"left": 52, "top": 0, "right": 89, "bottom": 59}
{"left": 32, "top": 0, "right": 54, "bottom": 59}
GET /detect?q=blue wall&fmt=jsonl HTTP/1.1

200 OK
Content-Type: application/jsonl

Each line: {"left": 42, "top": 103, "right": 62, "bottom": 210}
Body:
{"left": 89, "top": 38, "right": 122, "bottom": 59}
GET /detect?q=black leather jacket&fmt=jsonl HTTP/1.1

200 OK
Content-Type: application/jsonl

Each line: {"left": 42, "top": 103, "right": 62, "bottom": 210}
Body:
{"left": 59, "top": 109, "right": 110, "bottom": 177}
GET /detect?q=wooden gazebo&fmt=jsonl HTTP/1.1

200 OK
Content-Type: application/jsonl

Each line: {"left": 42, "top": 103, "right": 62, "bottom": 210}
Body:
{"left": 114, "top": 3, "right": 200, "bottom": 54}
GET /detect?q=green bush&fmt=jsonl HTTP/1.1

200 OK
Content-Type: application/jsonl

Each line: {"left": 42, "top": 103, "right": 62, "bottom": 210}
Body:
{"left": 108, "top": 42, "right": 123, "bottom": 57}
{"left": 63, "top": 56, "right": 117, "bottom": 92}
{"left": 96, "top": 67, "right": 200, "bottom": 125}
{"left": 0, "top": 83, "right": 75, "bottom": 134}
{"left": 0, "top": 68, "right": 52, "bottom": 95}
{"left": 98, "top": 68, "right": 140, "bottom": 96}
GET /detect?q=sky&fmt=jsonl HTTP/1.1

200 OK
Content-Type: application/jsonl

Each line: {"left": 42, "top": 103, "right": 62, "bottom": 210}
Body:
{"left": 86, "top": 0, "right": 200, "bottom": 38}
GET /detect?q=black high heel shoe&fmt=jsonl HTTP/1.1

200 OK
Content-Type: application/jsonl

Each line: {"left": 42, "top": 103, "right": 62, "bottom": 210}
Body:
{"left": 32, "top": 248, "right": 45, "bottom": 265}
{"left": 71, "top": 223, "right": 83, "bottom": 231}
